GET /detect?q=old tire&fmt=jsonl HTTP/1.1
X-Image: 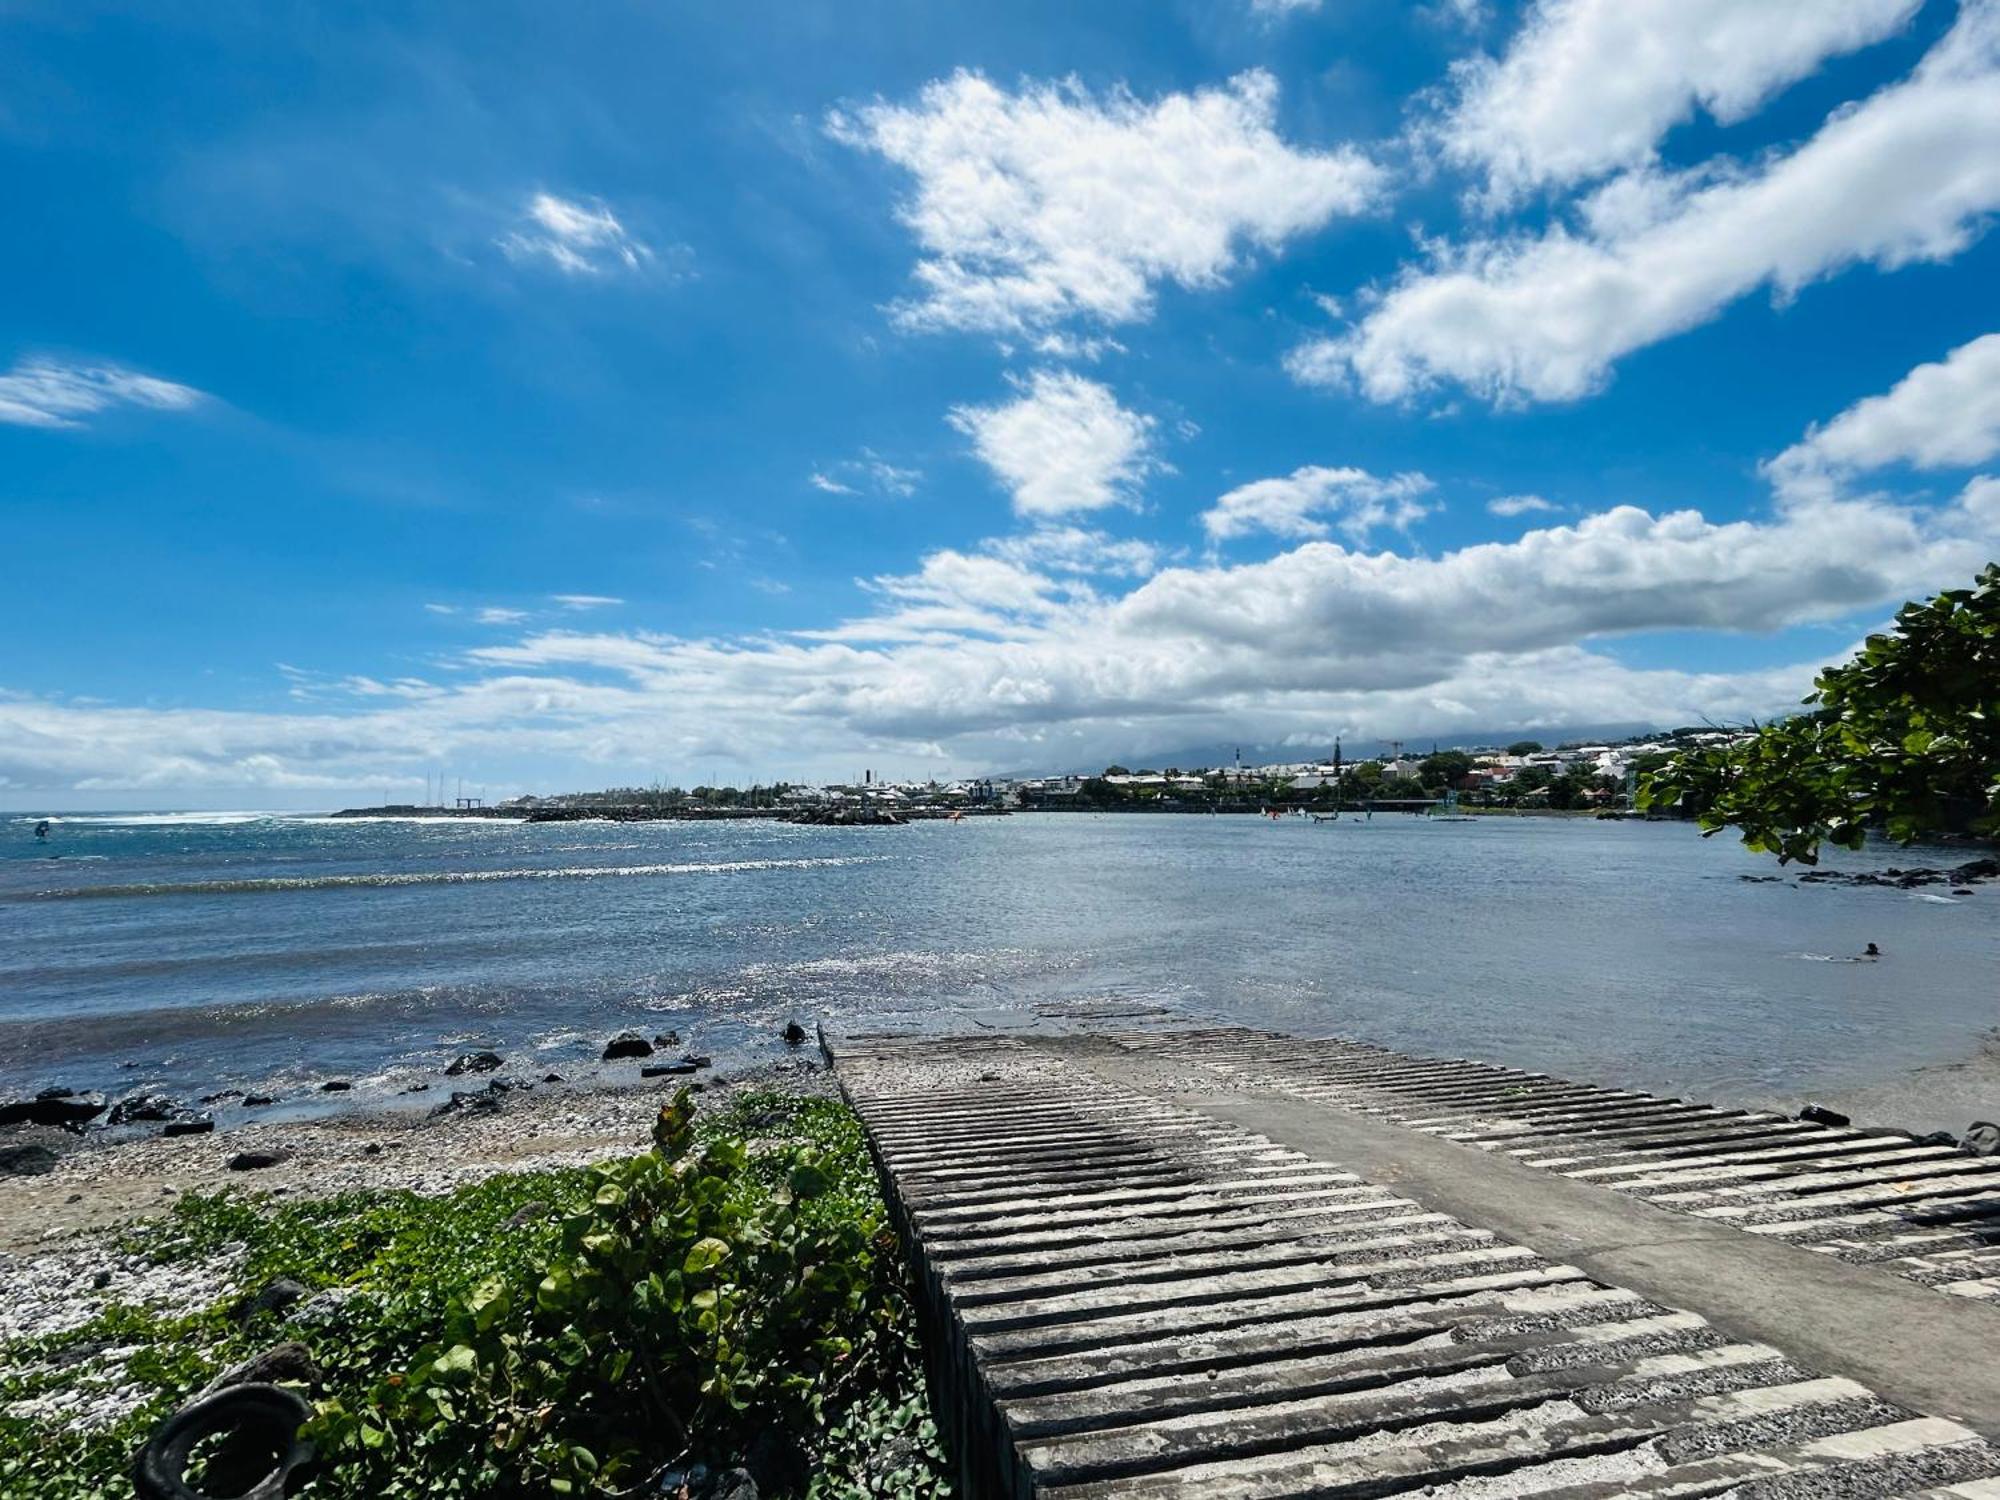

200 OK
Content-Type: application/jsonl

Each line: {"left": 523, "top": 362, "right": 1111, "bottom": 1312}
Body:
{"left": 132, "top": 1382, "right": 313, "bottom": 1500}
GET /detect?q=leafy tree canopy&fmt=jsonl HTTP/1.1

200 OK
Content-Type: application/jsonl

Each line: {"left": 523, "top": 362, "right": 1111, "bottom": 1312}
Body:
{"left": 1507, "top": 740, "right": 1544, "bottom": 756}
{"left": 1418, "top": 750, "right": 1474, "bottom": 786}
{"left": 1639, "top": 564, "right": 2000, "bottom": 863}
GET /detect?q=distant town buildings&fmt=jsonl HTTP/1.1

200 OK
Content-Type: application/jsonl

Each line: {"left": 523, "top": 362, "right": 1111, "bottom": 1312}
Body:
{"left": 493, "top": 729, "right": 1747, "bottom": 817}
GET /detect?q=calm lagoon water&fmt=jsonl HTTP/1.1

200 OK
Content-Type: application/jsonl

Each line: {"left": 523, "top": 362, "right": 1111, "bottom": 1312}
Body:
{"left": 2, "top": 810, "right": 1994, "bottom": 1122}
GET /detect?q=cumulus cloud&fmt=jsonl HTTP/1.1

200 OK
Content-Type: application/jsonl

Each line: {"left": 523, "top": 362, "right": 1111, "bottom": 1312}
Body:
{"left": 1488, "top": 494, "right": 1558, "bottom": 517}
{"left": 1299, "top": 2, "right": 2000, "bottom": 405}
{"left": 498, "top": 192, "right": 655, "bottom": 275}
{"left": 827, "top": 69, "right": 1382, "bottom": 334}
{"left": 1437, "top": 0, "right": 1922, "bottom": 205}
{"left": 1767, "top": 331, "right": 2000, "bottom": 498}
{"left": 950, "top": 370, "right": 1158, "bottom": 517}
{"left": 1203, "top": 466, "right": 1436, "bottom": 542}
{"left": 8, "top": 475, "right": 1991, "bottom": 794}
{"left": 0, "top": 359, "right": 205, "bottom": 429}
{"left": 13, "top": 350, "right": 2000, "bottom": 795}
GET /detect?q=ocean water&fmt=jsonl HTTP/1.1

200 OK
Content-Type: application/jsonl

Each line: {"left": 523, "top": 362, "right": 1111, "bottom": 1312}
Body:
{"left": 2, "top": 811, "right": 1994, "bottom": 1123}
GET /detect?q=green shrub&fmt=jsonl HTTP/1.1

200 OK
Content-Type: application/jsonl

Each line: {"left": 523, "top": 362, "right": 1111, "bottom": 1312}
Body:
{"left": 307, "top": 1089, "right": 918, "bottom": 1495}
{"left": 0, "top": 1091, "right": 947, "bottom": 1500}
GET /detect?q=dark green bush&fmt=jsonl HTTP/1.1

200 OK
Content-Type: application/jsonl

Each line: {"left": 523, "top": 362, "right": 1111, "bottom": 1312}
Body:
{"left": 0, "top": 1091, "right": 946, "bottom": 1500}
{"left": 307, "top": 1089, "right": 918, "bottom": 1495}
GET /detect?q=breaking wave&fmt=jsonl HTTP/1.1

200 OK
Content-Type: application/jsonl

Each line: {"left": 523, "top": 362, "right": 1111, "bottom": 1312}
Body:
{"left": 9, "top": 856, "right": 886, "bottom": 901}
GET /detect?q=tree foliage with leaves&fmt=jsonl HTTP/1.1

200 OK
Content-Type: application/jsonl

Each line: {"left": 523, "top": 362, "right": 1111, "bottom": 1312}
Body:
{"left": 1639, "top": 565, "right": 2000, "bottom": 863}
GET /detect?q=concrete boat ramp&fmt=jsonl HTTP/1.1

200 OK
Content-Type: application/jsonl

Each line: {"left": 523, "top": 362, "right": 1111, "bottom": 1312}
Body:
{"left": 828, "top": 1023, "right": 2000, "bottom": 1499}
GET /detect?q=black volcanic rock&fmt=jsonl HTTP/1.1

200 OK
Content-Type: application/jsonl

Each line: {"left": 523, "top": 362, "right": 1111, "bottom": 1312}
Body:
{"left": 227, "top": 1149, "right": 292, "bottom": 1172}
{"left": 781, "top": 1021, "right": 808, "bottom": 1045}
{"left": 445, "top": 1050, "right": 504, "bottom": 1077}
{"left": 601, "top": 1031, "right": 654, "bottom": 1060}
{"left": 162, "top": 1117, "right": 215, "bottom": 1138}
{"left": 430, "top": 1089, "right": 502, "bottom": 1119}
{"left": 108, "top": 1093, "right": 181, "bottom": 1126}
{"left": 0, "top": 1143, "right": 59, "bottom": 1176}
{"left": 0, "top": 1091, "right": 106, "bottom": 1129}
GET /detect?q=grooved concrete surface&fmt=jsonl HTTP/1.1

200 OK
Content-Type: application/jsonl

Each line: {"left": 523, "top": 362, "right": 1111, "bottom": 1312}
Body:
{"left": 831, "top": 1027, "right": 2000, "bottom": 1500}
{"left": 1110, "top": 1028, "right": 2000, "bottom": 1302}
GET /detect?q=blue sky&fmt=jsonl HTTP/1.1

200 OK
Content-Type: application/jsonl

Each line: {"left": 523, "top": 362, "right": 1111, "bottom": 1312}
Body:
{"left": 3, "top": 0, "right": 1998, "bottom": 806}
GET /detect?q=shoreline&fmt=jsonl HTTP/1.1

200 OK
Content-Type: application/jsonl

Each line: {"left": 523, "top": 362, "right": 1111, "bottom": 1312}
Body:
{"left": 0, "top": 1058, "right": 832, "bottom": 1257}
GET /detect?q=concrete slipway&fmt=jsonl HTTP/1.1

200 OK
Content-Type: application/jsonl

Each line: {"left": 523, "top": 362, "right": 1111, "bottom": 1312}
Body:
{"left": 827, "top": 1022, "right": 2000, "bottom": 1499}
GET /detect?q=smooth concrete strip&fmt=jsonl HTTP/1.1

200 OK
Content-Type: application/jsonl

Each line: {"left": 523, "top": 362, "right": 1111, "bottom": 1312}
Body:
{"left": 1089, "top": 1066, "right": 2000, "bottom": 1440}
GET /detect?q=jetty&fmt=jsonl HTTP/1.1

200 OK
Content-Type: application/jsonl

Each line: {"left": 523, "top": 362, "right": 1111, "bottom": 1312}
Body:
{"left": 828, "top": 1021, "right": 2000, "bottom": 1498}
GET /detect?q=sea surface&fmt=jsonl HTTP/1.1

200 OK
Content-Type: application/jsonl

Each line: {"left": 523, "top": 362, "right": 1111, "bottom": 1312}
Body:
{"left": 2, "top": 810, "right": 1995, "bottom": 1126}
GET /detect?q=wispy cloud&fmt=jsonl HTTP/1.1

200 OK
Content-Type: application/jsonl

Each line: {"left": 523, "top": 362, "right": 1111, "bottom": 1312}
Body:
{"left": 551, "top": 594, "right": 625, "bottom": 611}
{"left": 1203, "top": 466, "right": 1436, "bottom": 543}
{"left": 476, "top": 607, "right": 530, "bottom": 625}
{"left": 498, "top": 192, "right": 657, "bottom": 276}
{"left": 1488, "top": 494, "right": 1559, "bottom": 517}
{"left": 0, "top": 359, "right": 205, "bottom": 429}
{"left": 808, "top": 449, "right": 922, "bottom": 499}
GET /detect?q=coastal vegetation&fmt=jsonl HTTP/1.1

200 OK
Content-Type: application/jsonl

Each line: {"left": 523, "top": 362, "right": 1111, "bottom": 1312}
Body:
{"left": 1642, "top": 565, "right": 2000, "bottom": 863}
{"left": 0, "top": 1091, "right": 947, "bottom": 1500}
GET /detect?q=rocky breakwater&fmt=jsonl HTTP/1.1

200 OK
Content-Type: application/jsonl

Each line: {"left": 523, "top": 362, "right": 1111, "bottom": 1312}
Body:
{"left": 1774, "top": 854, "right": 2000, "bottom": 892}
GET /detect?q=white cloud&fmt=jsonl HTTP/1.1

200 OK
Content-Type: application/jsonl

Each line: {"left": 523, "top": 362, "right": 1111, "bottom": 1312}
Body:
{"left": 1488, "top": 494, "right": 1559, "bottom": 517}
{"left": 10, "top": 474, "right": 1992, "bottom": 794}
{"left": 1249, "top": 0, "right": 1321, "bottom": 15}
{"left": 1030, "top": 333, "right": 1127, "bottom": 362}
{"left": 984, "top": 527, "right": 1164, "bottom": 578}
{"left": 827, "top": 69, "right": 1382, "bottom": 334}
{"left": 551, "top": 594, "right": 624, "bottom": 611}
{"left": 498, "top": 192, "right": 654, "bottom": 275}
{"left": 950, "top": 370, "right": 1158, "bottom": 517}
{"left": 0, "top": 359, "right": 205, "bottom": 429}
{"left": 423, "top": 603, "right": 458, "bottom": 615}
{"left": 1438, "top": 0, "right": 1922, "bottom": 205}
{"left": 12, "top": 365, "right": 2000, "bottom": 795}
{"left": 1767, "top": 331, "right": 2000, "bottom": 498}
{"left": 1301, "top": 2, "right": 2000, "bottom": 406}
{"left": 809, "top": 450, "right": 922, "bottom": 498}
{"left": 477, "top": 607, "right": 530, "bottom": 625}
{"left": 1203, "top": 466, "right": 1435, "bottom": 542}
